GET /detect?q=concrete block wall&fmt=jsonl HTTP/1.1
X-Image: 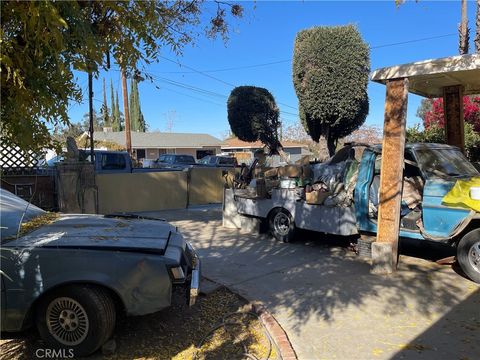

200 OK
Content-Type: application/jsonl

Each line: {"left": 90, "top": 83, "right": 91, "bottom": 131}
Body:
{"left": 95, "top": 168, "right": 235, "bottom": 214}
{"left": 96, "top": 171, "right": 188, "bottom": 213}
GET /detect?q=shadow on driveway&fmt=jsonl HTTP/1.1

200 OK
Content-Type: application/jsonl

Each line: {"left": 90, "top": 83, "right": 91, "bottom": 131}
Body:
{"left": 140, "top": 206, "right": 479, "bottom": 359}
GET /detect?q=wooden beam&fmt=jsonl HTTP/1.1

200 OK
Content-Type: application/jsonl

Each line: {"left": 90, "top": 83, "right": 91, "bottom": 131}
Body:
{"left": 443, "top": 85, "right": 465, "bottom": 154}
{"left": 374, "top": 78, "right": 409, "bottom": 272}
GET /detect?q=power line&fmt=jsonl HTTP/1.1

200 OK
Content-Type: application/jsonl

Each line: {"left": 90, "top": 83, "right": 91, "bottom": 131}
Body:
{"left": 158, "top": 33, "right": 457, "bottom": 75}
{"left": 157, "top": 32, "right": 457, "bottom": 113}
{"left": 158, "top": 56, "right": 299, "bottom": 111}
{"left": 370, "top": 33, "right": 457, "bottom": 49}
{"left": 158, "top": 59, "right": 292, "bottom": 74}
{"left": 156, "top": 85, "right": 226, "bottom": 107}
{"left": 142, "top": 69, "right": 299, "bottom": 117}
{"left": 160, "top": 56, "right": 236, "bottom": 87}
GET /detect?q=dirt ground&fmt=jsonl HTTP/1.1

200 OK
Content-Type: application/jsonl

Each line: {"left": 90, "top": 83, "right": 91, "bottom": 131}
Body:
{"left": 0, "top": 287, "right": 278, "bottom": 360}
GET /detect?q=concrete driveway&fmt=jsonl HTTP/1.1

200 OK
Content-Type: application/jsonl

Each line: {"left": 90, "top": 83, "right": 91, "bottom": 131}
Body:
{"left": 140, "top": 206, "right": 479, "bottom": 360}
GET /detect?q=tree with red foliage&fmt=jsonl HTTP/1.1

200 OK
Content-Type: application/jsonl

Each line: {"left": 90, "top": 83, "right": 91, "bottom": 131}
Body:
{"left": 424, "top": 96, "right": 480, "bottom": 132}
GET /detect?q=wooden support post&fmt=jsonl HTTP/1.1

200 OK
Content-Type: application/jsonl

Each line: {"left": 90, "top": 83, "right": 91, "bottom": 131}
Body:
{"left": 443, "top": 85, "right": 465, "bottom": 154}
{"left": 372, "top": 78, "right": 409, "bottom": 274}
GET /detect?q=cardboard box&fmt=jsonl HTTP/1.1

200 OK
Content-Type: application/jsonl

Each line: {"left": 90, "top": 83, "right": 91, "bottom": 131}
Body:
{"left": 278, "top": 165, "right": 302, "bottom": 178}
{"left": 264, "top": 167, "right": 279, "bottom": 178}
{"left": 306, "top": 190, "right": 331, "bottom": 205}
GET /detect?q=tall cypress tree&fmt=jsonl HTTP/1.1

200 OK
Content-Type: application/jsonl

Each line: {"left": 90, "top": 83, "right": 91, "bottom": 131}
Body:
{"left": 114, "top": 91, "right": 123, "bottom": 131}
{"left": 110, "top": 79, "right": 120, "bottom": 131}
{"left": 137, "top": 82, "right": 146, "bottom": 132}
{"left": 129, "top": 79, "right": 146, "bottom": 132}
{"left": 129, "top": 79, "right": 139, "bottom": 131}
{"left": 101, "top": 78, "right": 110, "bottom": 127}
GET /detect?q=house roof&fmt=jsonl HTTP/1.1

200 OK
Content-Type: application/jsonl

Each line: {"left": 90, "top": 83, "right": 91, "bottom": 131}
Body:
{"left": 221, "top": 138, "right": 308, "bottom": 149}
{"left": 370, "top": 54, "right": 480, "bottom": 98}
{"left": 90, "top": 131, "right": 224, "bottom": 149}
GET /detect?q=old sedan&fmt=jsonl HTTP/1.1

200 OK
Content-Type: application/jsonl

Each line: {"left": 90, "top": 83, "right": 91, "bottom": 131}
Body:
{"left": 0, "top": 189, "right": 200, "bottom": 356}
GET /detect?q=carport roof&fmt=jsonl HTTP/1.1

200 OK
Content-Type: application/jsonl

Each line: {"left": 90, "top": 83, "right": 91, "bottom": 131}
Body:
{"left": 370, "top": 54, "right": 480, "bottom": 98}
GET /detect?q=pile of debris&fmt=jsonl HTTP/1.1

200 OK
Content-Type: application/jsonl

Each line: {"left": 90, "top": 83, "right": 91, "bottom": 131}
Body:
{"left": 241, "top": 146, "right": 360, "bottom": 207}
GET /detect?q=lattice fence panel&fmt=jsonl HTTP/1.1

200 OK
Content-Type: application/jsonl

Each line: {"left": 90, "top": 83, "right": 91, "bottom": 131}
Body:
{"left": 0, "top": 146, "right": 42, "bottom": 169}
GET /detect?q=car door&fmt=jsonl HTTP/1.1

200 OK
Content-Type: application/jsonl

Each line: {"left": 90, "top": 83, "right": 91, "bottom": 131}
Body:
{"left": 413, "top": 147, "right": 475, "bottom": 239}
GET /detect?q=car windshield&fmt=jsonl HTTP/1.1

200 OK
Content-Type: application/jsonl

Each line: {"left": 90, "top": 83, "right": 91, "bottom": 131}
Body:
{"left": 1, "top": 188, "right": 46, "bottom": 242}
{"left": 415, "top": 148, "right": 479, "bottom": 179}
{"left": 198, "top": 156, "right": 210, "bottom": 164}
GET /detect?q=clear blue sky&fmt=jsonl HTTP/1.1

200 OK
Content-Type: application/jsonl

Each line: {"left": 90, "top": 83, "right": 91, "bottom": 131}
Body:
{"left": 68, "top": 0, "right": 478, "bottom": 139}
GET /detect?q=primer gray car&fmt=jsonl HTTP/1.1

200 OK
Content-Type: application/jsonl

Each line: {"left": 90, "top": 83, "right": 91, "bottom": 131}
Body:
{"left": 0, "top": 189, "right": 200, "bottom": 356}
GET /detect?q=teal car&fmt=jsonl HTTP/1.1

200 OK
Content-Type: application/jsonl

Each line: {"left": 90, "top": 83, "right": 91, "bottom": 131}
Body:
{"left": 354, "top": 143, "right": 480, "bottom": 282}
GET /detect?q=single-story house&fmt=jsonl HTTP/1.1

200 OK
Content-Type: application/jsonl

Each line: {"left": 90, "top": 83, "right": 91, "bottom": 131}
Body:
{"left": 83, "top": 131, "right": 224, "bottom": 160}
{"left": 221, "top": 138, "right": 312, "bottom": 164}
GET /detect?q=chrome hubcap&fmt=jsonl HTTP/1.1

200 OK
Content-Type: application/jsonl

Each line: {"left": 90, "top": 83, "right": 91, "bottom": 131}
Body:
{"left": 46, "top": 297, "right": 89, "bottom": 346}
{"left": 274, "top": 212, "right": 290, "bottom": 236}
{"left": 468, "top": 241, "right": 480, "bottom": 273}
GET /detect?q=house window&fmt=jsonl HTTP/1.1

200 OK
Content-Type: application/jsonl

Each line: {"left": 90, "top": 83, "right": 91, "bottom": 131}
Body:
{"left": 197, "top": 149, "right": 215, "bottom": 159}
{"left": 136, "top": 149, "right": 146, "bottom": 159}
{"left": 146, "top": 149, "right": 159, "bottom": 159}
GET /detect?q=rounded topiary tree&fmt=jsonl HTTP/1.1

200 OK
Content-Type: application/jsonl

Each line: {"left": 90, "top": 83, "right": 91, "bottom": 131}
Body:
{"left": 292, "top": 25, "right": 370, "bottom": 156}
{"left": 227, "top": 86, "right": 285, "bottom": 157}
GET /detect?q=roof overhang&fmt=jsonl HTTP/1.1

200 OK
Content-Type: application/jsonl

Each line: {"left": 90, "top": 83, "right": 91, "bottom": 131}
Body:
{"left": 370, "top": 54, "right": 480, "bottom": 98}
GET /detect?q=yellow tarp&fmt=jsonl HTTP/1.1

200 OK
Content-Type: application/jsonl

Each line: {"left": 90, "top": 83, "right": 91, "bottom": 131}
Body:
{"left": 442, "top": 177, "right": 480, "bottom": 212}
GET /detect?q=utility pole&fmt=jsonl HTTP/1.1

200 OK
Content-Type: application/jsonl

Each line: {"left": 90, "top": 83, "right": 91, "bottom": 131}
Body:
{"left": 121, "top": 69, "right": 132, "bottom": 155}
{"left": 476, "top": 0, "right": 480, "bottom": 53}
{"left": 459, "top": 0, "right": 469, "bottom": 55}
{"left": 88, "top": 70, "right": 94, "bottom": 160}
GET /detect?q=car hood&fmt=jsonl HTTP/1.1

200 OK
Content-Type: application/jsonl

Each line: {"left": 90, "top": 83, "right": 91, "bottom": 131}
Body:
{"left": 2, "top": 214, "right": 176, "bottom": 254}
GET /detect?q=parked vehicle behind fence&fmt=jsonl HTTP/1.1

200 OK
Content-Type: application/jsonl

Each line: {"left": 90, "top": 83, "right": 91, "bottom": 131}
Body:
{"left": 154, "top": 154, "right": 197, "bottom": 169}
{"left": 197, "top": 155, "right": 237, "bottom": 168}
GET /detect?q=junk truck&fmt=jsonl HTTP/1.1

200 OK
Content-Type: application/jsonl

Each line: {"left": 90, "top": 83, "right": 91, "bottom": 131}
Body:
{"left": 228, "top": 143, "right": 480, "bottom": 283}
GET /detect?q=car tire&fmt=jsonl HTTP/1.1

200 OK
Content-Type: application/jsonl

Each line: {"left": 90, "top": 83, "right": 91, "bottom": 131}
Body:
{"left": 457, "top": 229, "right": 480, "bottom": 284}
{"left": 269, "top": 208, "right": 296, "bottom": 243}
{"left": 36, "top": 285, "right": 116, "bottom": 356}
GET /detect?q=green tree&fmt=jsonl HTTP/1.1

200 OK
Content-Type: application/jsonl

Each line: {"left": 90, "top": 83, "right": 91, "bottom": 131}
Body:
{"left": 292, "top": 25, "right": 370, "bottom": 156}
{"left": 82, "top": 109, "right": 103, "bottom": 132}
{"left": 53, "top": 122, "right": 86, "bottom": 145}
{"left": 1, "top": 1, "right": 243, "bottom": 152}
{"left": 114, "top": 91, "right": 124, "bottom": 131}
{"left": 227, "top": 86, "right": 283, "bottom": 156}
{"left": 416, "top": 98, "right": 434, "bottom": 123}
{"left": 129, "top": 79, "right": 146, "bottom": 132}
{"left": 407, "top": 123, "right": 480, "bottom": 162}
{"left": 100, "top": 78, "right": 110, "bottom": 128}
{"left": 110, "top": 79, "right": 120, "bottom": 131}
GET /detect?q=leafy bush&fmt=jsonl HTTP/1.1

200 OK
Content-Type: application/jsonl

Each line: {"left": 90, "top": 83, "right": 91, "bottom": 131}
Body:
{"left": 227, "top": 86, "right": 281, "bottom": 153}
{"left": 407, "top": 123, "right": 480, "bottom": 162}
{"left": 292, "top": 25, "right": 370, "bottom": 156}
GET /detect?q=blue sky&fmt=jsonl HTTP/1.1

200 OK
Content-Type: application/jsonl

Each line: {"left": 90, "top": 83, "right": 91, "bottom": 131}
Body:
{"left": 68, "top": 0, "right": 478, "bottom": 139}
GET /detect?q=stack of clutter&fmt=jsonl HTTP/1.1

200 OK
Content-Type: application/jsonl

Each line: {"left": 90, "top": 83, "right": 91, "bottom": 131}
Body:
{"left": 247, "top": 153, "right": 359, "bottom": 208}
{"left": 262, "top": 160, "right": 313, "bottom": 197}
